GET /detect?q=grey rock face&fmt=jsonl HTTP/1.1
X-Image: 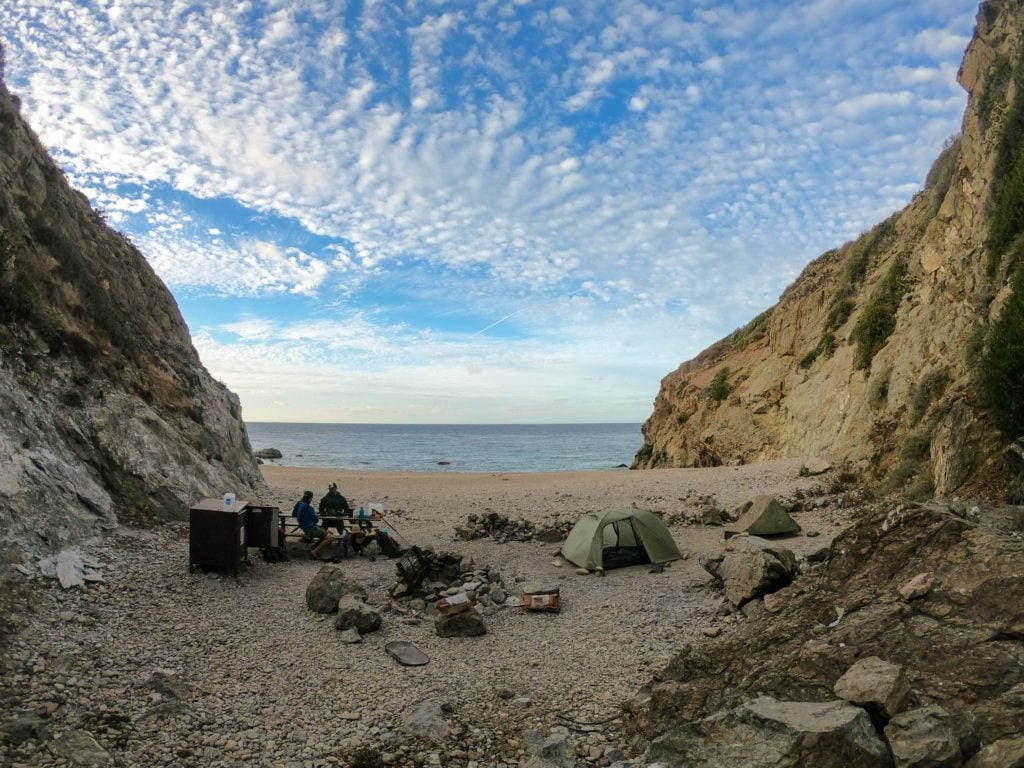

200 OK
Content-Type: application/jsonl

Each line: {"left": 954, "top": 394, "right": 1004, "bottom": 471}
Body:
{"left": 305, "top": 565, "right": 367, "bottom": 613}
{"left": 884, "top": 706, "right": 964, "bottom": 768}
{"left": 648, "top": 696, "right": 892, "bottom": 768}
{"left": 0, "top": 83, "right": 262, "bottom": 559}
{"left": 435, "top": 609, "right": 487, "bottom": 637}
{"left": 701, "top": 536, "right": 798, "bottom": 606}
{"left": 834, "top": 656, "right": 911, "bottom": 722}
{"left": 333, "top": 594, "right": 382, "bottom": 634}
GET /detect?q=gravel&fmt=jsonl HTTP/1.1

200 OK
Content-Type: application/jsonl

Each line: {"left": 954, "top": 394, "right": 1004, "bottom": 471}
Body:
{"left": 0, "top": 459, "right": 843, "bottom": 768}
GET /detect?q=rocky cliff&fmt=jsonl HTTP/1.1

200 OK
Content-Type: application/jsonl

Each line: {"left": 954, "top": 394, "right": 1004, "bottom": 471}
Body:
{"left": 636, "top": 0, "right": 1024, "bottom": 498}
{"left": 0, "top": 79, "right": 262, "bottom": 561}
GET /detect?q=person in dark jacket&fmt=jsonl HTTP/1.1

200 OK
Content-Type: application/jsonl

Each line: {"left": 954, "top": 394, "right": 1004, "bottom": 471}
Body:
{"left": 292, "top": 490, "right": 336, "bottom": 560}
{"left": 318, "top": 483, "right": 352, "bottom": 555}
{"left": 319, "top": 483, "right": 353, "bottom": 516}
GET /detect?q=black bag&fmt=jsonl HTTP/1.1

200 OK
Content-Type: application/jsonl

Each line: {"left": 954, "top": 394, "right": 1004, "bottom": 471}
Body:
{"left": 261, "top": 542, "right": 290, "bottom": 563}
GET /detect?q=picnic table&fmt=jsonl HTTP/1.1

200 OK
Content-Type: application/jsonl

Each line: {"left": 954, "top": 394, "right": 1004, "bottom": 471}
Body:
{"left": 279, "top": 510, "right": 389, "bottom": 557}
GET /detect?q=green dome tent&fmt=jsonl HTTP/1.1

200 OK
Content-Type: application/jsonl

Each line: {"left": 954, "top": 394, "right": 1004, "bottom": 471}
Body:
{"left": 560, "top": 508, "right": 681, "bottom": 571}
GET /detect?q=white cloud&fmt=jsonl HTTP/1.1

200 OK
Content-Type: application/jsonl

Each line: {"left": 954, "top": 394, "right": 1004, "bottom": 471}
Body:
{"left": 3, "top": 0, "right": 980, "bottom": 420}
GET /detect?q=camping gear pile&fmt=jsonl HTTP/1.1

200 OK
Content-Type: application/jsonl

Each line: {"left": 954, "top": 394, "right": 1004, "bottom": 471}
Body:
{"left": 455, "top": 511, "right": 574, "bottom": 543}
{"left": 560, "top": 508, "right": 682, "bottom": 571}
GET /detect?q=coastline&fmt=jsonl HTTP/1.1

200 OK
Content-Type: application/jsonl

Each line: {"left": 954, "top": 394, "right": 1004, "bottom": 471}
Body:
{"left": 259, "top": 460, "right": 829, "bottom": 551}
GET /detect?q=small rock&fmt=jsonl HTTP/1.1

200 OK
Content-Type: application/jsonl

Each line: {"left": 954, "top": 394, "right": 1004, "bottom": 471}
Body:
{"left": 575, "top": 567, "right": 589, "bottom": 575}
{"left": 340, "top": 628, "right": 362, "bottom": 644}
{"left": 0, "top": 713, "right": 52, "bottom": 745}
{"left": 885, "top": 705, "right": 964, "bottom": 768}
{"left": 49, "top": 729, "right": 111, "bottom": 766}
{"left": 334, "top": 595, "right": 382, "bottom": 634}
{"left": 435, "top": 610, "right": 487, "bottom": 637}
{"left": 966, "top": 736, "right": 1024, "bottom": 768}
{"left": 762, "top": 592, "right": 785, "bottom": 613}
{"left": 834, "top": 656, "right": 911, "bottom": 722}
{"left": 402, "top": 701, "right": 450, "bottom": 746}
{"left": 702, "top": 626, "right": 722, "bottom": 637}
{"left": 552, "top": 561, "right": 564, "bottom": 568}
{"left": 898, "top": 572, "right": 935, "bottom": 601}
{"left": 800, "top": 457, "right": 832, "bottom": 476}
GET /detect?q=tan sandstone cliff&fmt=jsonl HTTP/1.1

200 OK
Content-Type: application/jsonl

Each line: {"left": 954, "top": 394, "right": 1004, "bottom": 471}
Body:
{"left": 0, "top": 78, "right": 262, "bottom": 560}
{"left": 636, "top": 0, "right": 1024, "bottom": 498}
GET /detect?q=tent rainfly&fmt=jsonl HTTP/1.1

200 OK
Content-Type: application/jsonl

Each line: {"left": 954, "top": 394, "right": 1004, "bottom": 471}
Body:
{"left": 724, "top": 495, "right": 801, "bottom": 538}
{"left": 560, "top": 508, "right": 681, "bottom": 571}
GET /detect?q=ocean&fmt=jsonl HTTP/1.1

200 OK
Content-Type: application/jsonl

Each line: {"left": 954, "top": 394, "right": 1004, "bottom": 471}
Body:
{"left": 246, "top": 422, "right": 644, "bottom": 473}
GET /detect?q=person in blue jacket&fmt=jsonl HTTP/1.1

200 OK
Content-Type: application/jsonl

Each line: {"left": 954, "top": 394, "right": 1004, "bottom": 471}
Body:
{"left": 292, "top": 490, "right": 337, "bottom": 560}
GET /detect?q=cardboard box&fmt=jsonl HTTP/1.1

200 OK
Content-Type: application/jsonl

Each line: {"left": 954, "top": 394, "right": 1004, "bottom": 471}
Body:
{"left": 523, "top": 587, "right": 560, "bottom": 613}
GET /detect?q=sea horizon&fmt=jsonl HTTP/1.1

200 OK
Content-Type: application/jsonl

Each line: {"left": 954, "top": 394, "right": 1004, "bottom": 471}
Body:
{"left": 246, "top": 422, "right": 644, "bottom": 473}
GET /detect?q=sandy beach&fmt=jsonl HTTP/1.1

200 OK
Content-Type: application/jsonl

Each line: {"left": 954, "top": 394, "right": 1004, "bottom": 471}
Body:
{"left": 2, "top": 461, "right": 846, "bottom": 768}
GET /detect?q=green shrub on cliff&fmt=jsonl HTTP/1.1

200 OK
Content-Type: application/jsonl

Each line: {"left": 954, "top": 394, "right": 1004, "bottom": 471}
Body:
{"left": 799, "top": 332, "right": 837, "bottom": 369}
{"left": 980, "top": 265, "right": 1024, "bottom": 438}
{"left": 850, "top": 256, "right": 910, "bottom": 369}
{"left": 986, "top": 36, "right": 1024, "bottom": 273}
{"left": 977, "top": 56, "right": 1011, "bottom": 131}
{"left": 909, "top": 367, "right": 950, "bottom": 425}
{"left": 707, "top": 367, "right": 731, "bottom": 401}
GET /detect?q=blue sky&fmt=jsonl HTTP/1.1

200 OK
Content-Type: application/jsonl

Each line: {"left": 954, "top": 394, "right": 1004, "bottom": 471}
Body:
{"left": 5, "top": 0, "right": 978, "bottom": 423}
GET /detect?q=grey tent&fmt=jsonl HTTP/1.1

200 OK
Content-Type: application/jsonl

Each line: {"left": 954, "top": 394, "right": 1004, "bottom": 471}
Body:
{"left": 560, "top": 508, "right": 681, "bottom": 571}
{"left": 724, "top": 495, "right": 801, "bottom": 538}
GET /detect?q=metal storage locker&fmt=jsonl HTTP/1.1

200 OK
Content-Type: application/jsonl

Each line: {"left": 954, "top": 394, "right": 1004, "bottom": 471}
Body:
{"left": 188, "top": 499, "right": 248, "bottom": 575}
{"left": 245, "top": 505, "right": 280, "bottom": 548}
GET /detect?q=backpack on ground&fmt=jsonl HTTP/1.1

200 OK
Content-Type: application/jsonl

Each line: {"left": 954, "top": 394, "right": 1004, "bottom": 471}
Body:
{"left": 261, "top": 542, "right": 290, "bottom": 563}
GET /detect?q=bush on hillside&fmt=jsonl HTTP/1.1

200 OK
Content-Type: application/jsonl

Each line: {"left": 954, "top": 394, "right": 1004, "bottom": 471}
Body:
{"left": 987, "top": 35, "right": 1024, "bottom": 273}
{"left": 707, "top": 367, "right": 731, "bottom": 402}
{"left": 980, "top": 266, "right": 1024, "bottom": 438}
{"left": 799, "top": 332, "right": 837, "bottom": 369}
{"left": 851, "top": 257, "right": 911, "bottom": 369}
{"left": 909, "top": 367, "right": 950, "bottom": 425}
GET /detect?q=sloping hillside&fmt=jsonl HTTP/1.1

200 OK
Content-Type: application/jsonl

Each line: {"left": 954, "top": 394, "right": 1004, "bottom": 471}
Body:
{"left": 0, "top": 78, "right": 262, "bottom": 560}
{"left": 636, "top": 0, "right": 1024, "bottom": 499}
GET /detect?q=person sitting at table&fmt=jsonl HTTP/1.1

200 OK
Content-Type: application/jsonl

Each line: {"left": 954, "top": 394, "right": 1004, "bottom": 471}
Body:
{"left": 319, "top": 483, "right": 353, "bottom": 517}
{"left": 318, "top": 483, "right": 353, "bottom": 555}
{"left": 292, "top": 490, "right": 337, "bottom": 560}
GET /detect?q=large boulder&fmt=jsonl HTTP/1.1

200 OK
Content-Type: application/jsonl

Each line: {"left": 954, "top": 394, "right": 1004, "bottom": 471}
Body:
{"left": 701, "top": 536, "right": 798, "bottom": 606}
{"left": 253, "top": 447, "right": 283, "bottom": 459}
{"left": 305, "top": 566, "right": 367, "bottom": 614}
{"left": 435, "top": 610, "right": 487, "bottom": 637}
{"left": 647, "top": 696, "right": 892, "bottom": 767}
{"left": 333, "top": 595, "right": 381, "bottom": 634}
{"left": 883, "top": 706, "right": 968, "bottom": 768}
{"left": 833, "top": 657, "right": 911, "bottom": 723}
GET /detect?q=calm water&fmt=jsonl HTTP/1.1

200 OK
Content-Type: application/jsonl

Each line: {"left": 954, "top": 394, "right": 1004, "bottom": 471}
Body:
{"left": 246, "top": 423, "right": 643, "bottom": 472}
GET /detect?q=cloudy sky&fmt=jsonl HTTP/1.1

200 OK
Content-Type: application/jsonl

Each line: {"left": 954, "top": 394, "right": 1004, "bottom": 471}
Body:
{"left": 5, "top": 0, "right": 977, "bottom": 424}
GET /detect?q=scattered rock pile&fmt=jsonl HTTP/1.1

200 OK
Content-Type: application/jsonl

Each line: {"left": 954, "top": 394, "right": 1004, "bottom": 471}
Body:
{"left": 386, "top": 551, "right": 511, "bottom": 637}
{"left": 455, "top": 512, "right": 573, "bottom": 543}
{"left": 627, "top": 499, "right": 1024, "bottom": 766}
